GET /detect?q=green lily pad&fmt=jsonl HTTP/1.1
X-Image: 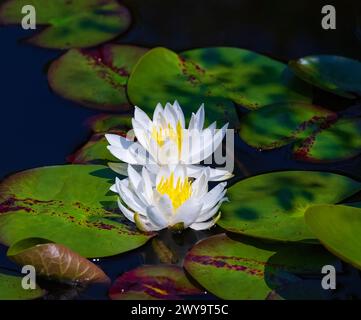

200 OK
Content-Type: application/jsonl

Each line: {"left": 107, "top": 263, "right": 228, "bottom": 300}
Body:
{"left": 184, "top": 234, "right": 340, "bottom": 300}
{"left": 127, "top": 47, "right": 311, "bottom": 127}
{"left": 289, "top": 55, "right": 361, "bottom": 98}
{"left": 239, "top": 102, "right": 361, "bottom": 162}
{"left": 0, "top": 165, "right": 153, "bottom": 258}
{"left": 0, "top": 272, "right": 44, "bottom": 300}
{"left": 8, "top": 238, "right": 110, "bottom": 284}
{"left": 48, "top": 45, "right": 148, "bottom": 111}
{"left": 68, "top": 133, "right": 119, "bottom": 165}
{"left": 218, "top": 171, "right": 361, "bottom": 242}
{"left": 86, "top": 113, "right": 132, "bottom": 133}
{"left": 305, "top": 204, "right": 361, "bottom": 270}
{"left": 109, "top": 265, "right": 204, "bottom": 300}
{"left": 0, "top": 0, "right": 131, "bottom": 49}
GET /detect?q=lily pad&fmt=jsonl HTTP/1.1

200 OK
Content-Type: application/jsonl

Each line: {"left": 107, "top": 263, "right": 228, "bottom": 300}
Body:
{"left": 109, "top": 265, "right": 204, "bottom": 300}
{"left": 239, "top": 102, "right": 361, "bottom": 162}
{"left": 218, "top": 171, "right": 361, "bottom": 242}
{"left": 305, "top": 204, "right": 361, "bottom": 270}
{"left": 86, "top": 113, "right": 132, "bottom": 133}
{"left": 0, "top": 272, "right": 44, "bottom": 300}
{"left": 127, "top": 47, "right": 311, "bottom": 127}
{"left": 0, "top": 165, "right": 153, "bottom": 258}
{"left": 48, "top": 45, "right": 148, "bottom": 111}
{"left": 289, "top": 55, "right": 361, "bottom": 98}
{"left": 8, "top": 238, "right": 110, "bottom": 284}
{"left": 67, "top": 133, "right": 120, "bottom": 165}
{"left": 184, "top": 234, "right": 340, "bottom": 300}
{"left": 0, "top": 0, "right": 131, "bottom": 49}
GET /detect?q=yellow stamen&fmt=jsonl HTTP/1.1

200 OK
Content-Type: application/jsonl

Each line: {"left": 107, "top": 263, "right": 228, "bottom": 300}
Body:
{"left": 156, "top": 173, "right": 192, "bottom": 209}
{"left": 151, "top": 121, "right": 183, "bottom": 154}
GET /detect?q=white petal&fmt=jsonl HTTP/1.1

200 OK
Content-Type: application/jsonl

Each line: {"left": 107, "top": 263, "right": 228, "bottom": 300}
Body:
{"left": 128, "top": 165, "right": 142, "bottom": 190}
{"left": 185, "top": 164, "right": 233, "bottom": 182}
{"left": 172, "top": 100, "right": 185, "bottom": 128}
{"left": 105, "top": 133, "right": 131, "bottom": 147}
{"left": 164, "top": 102, "right": 178, "bottom": 128}
{"left": 134, "top": 213, "right": 162, "bottom": 231}
{"left": 146, "top": 206, "right": 168, "bottom": 229}
{"left": 191, "top": 168, "right": 210, "bottom": 198}
{"left": 189, "top": 219, "right": 216, "bottom": 230}
{"left": 110, "top": 183, "right": 117, "bottom": 193}
{"left": 134, "top": 106, "right": 152, "bottom": 127}
{"left": 116, "top": 178, "right": 147, "bottom": 215}
{"left": 196, "top": 198, "right": 228, "bottom": 222}
{"left": 131, "top": 118, "right": 151, "bottom": 154}
{"left": 141, "top": 166, "right": 154, "bottom": 202}
{"left": 108, "top": 162, "right": 128, "bottom": 176}
{"left": 189, "top": 104, "right": 205, "bottom": 130}
{"left": 153, "top": 103, "right": 164, "bottom": 123}
{"left": 187, "top": 123, "right": 228, "bottom": 163}
{"left": 172, "top": 199, "right": 202, "bottom": 227}
{"left": 156, "top": 194, "right": 174, "bottom": 217}
{"left": 199, "top": 182, "right": 227, "bottom": 212}
{"left": 117, "top": 198, "right": 135, "bottom": 222}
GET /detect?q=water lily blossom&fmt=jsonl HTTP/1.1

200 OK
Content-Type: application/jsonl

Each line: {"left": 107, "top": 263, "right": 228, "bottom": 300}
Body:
{"left": 106, "top": 101, "right": 232, "bottom": 181}
{"left": 111, "top": 165, "right": 228, "bottom": 231}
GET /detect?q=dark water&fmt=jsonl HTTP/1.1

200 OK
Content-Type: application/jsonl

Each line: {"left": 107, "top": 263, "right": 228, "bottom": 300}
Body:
{"left": 0, "top": 0, "right": 361, "bottom": 299}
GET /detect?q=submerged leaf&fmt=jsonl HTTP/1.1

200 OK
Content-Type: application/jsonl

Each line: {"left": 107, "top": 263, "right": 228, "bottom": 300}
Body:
{"left": 0, "top": 165, "right": 153, "bottom": 258}
{"left": 0, "top": 0, "right": 131, "bottom": 49}
{"left": 109, "top": 265, "right": 204, "bottom": 300}
{"left": 8, "top": 238, "right": 110, "bottom": 284}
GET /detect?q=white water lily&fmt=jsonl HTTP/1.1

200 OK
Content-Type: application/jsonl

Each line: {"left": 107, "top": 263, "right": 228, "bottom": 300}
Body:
{"left": 105, "top": 101, "right": 232, "bottom": 181}
{"left": 111, "top": 165, "right": 228, "bottom": 231}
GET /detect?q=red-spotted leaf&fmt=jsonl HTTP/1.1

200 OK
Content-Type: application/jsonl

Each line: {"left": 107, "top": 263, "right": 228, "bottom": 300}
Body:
{"left": 127, "top": 47, "right": 311, "bottom": 128}
{"left": 239, "top": 102, "right": 361, "bottom": 162}
{"left": 109, "top": 265, "right": 204, "bottom": 300}
{"left": 48, "top": 45, "right": 148, "bottom": 111}
{"left": 0, "top": 165, "right": 153, "bottom": 258}
{"left": 7, "top": 238, "right": 110, "bottom": 284}
{"left": 0, "top": 0, "right": 131, "bottom": 49}
{"left": 184, "top": 234, "right": 340, "bottom": 300}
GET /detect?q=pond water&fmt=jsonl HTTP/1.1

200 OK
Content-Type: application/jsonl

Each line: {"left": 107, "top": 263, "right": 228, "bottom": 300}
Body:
{"left": 0, "top": 0, "right": 360, "bottom": 299}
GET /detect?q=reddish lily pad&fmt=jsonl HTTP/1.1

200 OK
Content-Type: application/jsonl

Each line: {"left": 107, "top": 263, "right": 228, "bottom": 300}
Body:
{"left": 0, "top": 0, "right": 131, "bottom": 49}
{"left": 109, "top": 265, "right": 204, "bottom": 300}
{"left": 184, "top": 234, "right": 340, "bottom": 300}
{"left": 8, "top": 238, "right": 110, "bottom": 284}
{"left": 239, "top": 102, "right": 361, "bottom": 162}
{"left": 48, "top": 45, "right": 148, "bottom": 111}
